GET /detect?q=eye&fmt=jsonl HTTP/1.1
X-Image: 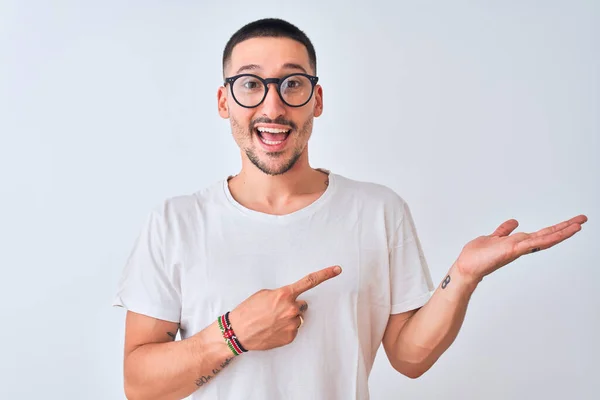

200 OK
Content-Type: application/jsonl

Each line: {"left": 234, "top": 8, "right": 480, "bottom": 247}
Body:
{"left": 237, "top": 77, "right": 263, "bottom": 91}
{"left": 282, "top": 76, "right": 309, "bottom": 92}
{"left": 243, "top": 80, "right": 260, "bottom": 89}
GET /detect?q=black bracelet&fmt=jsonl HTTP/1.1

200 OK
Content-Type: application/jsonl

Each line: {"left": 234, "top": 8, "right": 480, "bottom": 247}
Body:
{"left": 224, "top": 311, "right": 248, "bottom": 353}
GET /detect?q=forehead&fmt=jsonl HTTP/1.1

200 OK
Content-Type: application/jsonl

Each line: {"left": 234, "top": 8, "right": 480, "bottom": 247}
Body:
{"left": 228, "top": 37, "right": 312, "bottom": 75}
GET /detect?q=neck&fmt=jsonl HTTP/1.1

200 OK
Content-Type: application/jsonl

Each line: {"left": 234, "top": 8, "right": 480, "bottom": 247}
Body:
{"left": 228, "top": 150, "right": 329, "bottom": 209}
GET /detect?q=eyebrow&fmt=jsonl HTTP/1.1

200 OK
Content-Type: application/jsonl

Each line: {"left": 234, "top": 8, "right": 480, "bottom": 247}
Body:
{"left": 235, "top": 63, "right": 308, "bottom": 75}
{"left": 282, "top": 63, "right": 307, "bottom": 73}
{"left": 235, "top": 64, "right": 261, "bottom": 74}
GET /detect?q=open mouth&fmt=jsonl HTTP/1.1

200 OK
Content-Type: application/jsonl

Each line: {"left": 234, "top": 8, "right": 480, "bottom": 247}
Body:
{"left": 255, "top": 127, "right": 292, "bottom": 146}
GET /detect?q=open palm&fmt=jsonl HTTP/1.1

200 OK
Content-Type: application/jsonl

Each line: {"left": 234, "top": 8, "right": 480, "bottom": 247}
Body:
{"left": 456, "top": 214, "right": 588, "bottom": 283}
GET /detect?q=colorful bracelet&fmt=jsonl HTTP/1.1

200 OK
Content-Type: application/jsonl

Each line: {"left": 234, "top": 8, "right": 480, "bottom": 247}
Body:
{"left": 217, "top": 311, "right": 247, "bottom": 356}
{"left": 224, "top": 312, "right": 248, "bottom": 352}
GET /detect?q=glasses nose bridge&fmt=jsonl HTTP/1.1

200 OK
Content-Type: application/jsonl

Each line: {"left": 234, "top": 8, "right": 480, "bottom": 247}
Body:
{"left": 263, "top": 77, "right": 282, "bottom": 93}
{"left": 261, "top": 77, "right": 285, "bottom": 107}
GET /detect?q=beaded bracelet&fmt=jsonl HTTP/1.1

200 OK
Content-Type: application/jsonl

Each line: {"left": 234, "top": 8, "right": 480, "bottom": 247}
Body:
{"left": 224, "top": 312, "right": 248, "bottom": 352}
{"left": 217, "top": 311, "right": 247, "bottom": 356}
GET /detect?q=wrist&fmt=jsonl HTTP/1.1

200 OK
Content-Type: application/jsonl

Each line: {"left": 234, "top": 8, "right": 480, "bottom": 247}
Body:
{"left": 217, "top": 311, "right": 248, "bottom": 357}
{"left": 195, "top": 320, "right": 234, "bottom": 360}
{"left": 447, "top": 263, "right": 481, "bottom": 294}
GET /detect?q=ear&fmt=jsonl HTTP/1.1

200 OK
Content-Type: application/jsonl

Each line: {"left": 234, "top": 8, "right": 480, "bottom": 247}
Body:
{"left": 217, "top": 86, "right": 229, "bottom": 119}
{"left": 313, "top": 85, "right": 323, "bottom": 117}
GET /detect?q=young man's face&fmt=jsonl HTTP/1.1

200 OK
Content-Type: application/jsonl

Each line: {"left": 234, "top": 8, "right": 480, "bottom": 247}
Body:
{"left": 218, "top": 37, "right": 323, "bottom": 176}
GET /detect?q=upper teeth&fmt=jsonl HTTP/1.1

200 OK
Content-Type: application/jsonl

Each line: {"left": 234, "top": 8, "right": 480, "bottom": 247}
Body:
{"left": 257, "top": 127, "right": 289, "bottom": 133}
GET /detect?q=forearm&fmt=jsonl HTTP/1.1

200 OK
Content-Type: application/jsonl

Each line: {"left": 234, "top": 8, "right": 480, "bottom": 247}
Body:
{"left": 393, "top": 263, "right": 479, "bottom": 377}
{"left": 125, "top": 320, "right": 235, "bottom": 400}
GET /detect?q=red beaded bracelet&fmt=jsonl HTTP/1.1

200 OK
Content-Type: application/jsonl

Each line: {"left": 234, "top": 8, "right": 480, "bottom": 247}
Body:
{"left": 217, "top": 312, "right": 247, "bottom": 356}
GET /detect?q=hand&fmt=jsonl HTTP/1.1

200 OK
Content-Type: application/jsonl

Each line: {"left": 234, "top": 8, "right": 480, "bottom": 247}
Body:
{"left": 228, "top": 265, "right": 342, "bottom": 351}
{"left": 455, "top": 214, "right": 588, "bottom": 284}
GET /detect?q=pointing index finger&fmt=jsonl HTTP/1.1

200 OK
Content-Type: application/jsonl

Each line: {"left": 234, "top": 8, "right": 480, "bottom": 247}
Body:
{"left": 287, "top": 265, "right": 342, "bottom": 298}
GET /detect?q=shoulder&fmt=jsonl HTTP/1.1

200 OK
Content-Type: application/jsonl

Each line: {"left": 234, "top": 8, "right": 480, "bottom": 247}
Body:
{"left": 147, "top": 179, "right": 225, "bottom": 227}
{"left": 332, "top": 173, "right": 410, "bottom": 214}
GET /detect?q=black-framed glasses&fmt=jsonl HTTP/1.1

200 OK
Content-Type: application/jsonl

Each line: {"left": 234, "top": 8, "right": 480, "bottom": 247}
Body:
{"left": 224, "top": 73, "right": 319, "bottom": 108}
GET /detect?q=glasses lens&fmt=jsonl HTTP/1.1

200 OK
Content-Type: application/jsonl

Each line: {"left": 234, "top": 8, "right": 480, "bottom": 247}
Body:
{"left": 280, "top": 75, "right": 313, "bottom": 106}
{"left": 232, "top": 76, "right": 265, "bottom": 107}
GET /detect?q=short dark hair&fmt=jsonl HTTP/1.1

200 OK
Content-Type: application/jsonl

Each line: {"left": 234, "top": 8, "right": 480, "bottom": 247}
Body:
{"left": 222, "top": 18, "right": 317, "bottom": 76}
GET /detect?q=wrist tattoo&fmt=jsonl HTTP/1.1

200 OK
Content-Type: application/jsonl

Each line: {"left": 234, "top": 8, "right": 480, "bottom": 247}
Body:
{"left": 195, "top": 357, "right": 235, "bottom": 387}
{"left": 195, "top": 375, "right": 213, "bottom": 387}
{"left": 531, "top": 247, "right": 541, "bottom": 253}
{"left": 220, "top": 357, "right": 234, "bottom": 369}
{"left": 441, "top": 274, "right": 451, "bottom": 289}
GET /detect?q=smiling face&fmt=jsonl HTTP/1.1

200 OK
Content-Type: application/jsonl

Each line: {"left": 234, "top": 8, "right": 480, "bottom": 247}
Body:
{"left": 218, "top": 37, "right": 323, "bottom": 176}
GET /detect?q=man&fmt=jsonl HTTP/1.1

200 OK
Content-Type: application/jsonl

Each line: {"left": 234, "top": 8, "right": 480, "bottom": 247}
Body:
{"left": 113, "top": 18, "right": 587, "bottom": 400}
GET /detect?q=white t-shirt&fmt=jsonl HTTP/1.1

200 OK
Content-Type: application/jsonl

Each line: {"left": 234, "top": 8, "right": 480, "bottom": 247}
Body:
{"left": 113, "top": 170, "right": 435, "bottom": 400}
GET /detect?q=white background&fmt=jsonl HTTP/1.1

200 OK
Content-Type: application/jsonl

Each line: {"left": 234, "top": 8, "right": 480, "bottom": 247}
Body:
{"left": 1, "top": 0, "right": 598, "bottom": 399}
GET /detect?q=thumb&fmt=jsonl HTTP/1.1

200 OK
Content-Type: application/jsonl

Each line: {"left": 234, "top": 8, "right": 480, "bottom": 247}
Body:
{"left": 491, "top": 219, "right": 519, "bottom": 237}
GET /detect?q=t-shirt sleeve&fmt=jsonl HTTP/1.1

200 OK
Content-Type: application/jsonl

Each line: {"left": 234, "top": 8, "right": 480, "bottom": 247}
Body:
{"left": 389, "top": 200, "right": 435, "bottom": 314}
{"left": 112, "top": 207, "right": 182, "bottom": 323}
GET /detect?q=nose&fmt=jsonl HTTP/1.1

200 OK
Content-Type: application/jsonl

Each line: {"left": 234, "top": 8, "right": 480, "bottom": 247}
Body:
{"left": 258, "top": 82, "right": 287, "bottom": 119}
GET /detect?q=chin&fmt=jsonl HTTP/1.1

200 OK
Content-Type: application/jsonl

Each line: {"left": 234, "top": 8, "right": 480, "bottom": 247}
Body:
{"left": 254, "top": 157, "right": 300, "bottom": 176}
{"left": 258, "top": 162, "right": 295, "bottom": 176}
{"left": 246, "top": 144, "right": 303, "bottom": 176}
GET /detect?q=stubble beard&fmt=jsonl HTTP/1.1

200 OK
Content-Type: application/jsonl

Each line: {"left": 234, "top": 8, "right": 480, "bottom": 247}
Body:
{"left": 231, "top": 116, "right": 313, "bottom": 176}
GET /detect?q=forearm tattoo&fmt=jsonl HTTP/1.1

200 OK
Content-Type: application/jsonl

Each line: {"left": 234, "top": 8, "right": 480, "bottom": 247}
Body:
{"left": 531, "top": 247, "right": 541, "bottom": 253}
{"left": 166, "top": 324, "right": 180, "bottom": 341}
{"left": 441, "top": 275, "right": 451, "bottom": 289}
{"left": 195, "top": 357, "right": 235, "bottom": 387}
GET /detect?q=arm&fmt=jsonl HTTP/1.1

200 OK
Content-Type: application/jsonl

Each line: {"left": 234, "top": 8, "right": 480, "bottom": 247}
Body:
{"left": 382, "top": 263, "right": 477, "bottom": 378}
{"left": 383, "top": 214, "right": 586, "bottom": 379}
{"left": 122, "top": 265, "right": 343, "bottom": 399}
{"left": 123, "top": 311, "right": 234, "bottom": 400}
